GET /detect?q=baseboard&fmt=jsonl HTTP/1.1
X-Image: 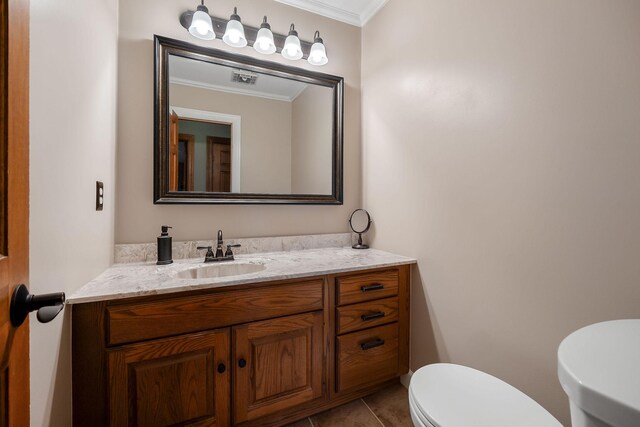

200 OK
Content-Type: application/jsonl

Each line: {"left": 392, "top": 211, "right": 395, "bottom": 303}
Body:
{"left": 400, "top": 370, "right": 414, "bottom": 388}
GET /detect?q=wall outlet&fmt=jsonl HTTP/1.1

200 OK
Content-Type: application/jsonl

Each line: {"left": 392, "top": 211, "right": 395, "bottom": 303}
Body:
{"left": 96, "top": 181, "right": 104, "bottom": 211}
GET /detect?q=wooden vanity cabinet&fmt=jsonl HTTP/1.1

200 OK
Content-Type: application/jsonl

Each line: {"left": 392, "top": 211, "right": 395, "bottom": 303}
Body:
{"left": 108, "top": 329, "right": 231, "bottom": 426}
{"left": 233, "top": 311, "right": 324, "bottom": 424}
{"left": 72, "top": 265, "right": 410, "bottom": 427}
{"left": 334, "top": 268, "right": 410, "bottom": 396}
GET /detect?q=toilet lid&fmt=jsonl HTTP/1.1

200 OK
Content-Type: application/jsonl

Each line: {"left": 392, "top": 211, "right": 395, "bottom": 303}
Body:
{"left": 409, "top": 364, "right": 562, "bottom": 427}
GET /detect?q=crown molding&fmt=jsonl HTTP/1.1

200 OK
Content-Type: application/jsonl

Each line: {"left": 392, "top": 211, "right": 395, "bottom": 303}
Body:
{"left": 275, "top": 0, "right": 361, "bottom": 26}
{"left": 275, "top": 0, "right": 387, "bottom": 27}
{"left": 360, "top": 0, "right": 387, "bottom": 26}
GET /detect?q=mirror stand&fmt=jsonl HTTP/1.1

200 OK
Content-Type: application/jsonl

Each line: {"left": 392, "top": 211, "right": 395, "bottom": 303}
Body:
{"left": 352, "top": 233, "right": 369, "bottom": 250}
{"left": 349, "top": 208, "right": 372, "bottom": 250}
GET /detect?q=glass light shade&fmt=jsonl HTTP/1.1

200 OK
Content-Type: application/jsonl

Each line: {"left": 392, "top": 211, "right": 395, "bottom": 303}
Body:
{"left": 223, "top": 16, "right": 247, "bottom": 48}
{"left": 282, "top": 35, "right": 303, "bottom": 60}
{"left": 254, "top": 27, "right": 276, "bottom": 54}
{"left": 308, "top": 42, "right": 328, "bottom": 66}
{"left": 189, "top": 10, "right": 215, "bottom": 40}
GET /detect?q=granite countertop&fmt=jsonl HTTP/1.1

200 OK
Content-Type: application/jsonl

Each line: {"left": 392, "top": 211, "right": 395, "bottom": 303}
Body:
{"left": 67, "top": 247, "right": 416, "bottom": 304}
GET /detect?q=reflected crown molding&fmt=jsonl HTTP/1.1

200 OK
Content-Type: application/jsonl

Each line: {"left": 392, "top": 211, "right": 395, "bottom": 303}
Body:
{"left": 170, "top": 76, "right": 306, "bottom": 102}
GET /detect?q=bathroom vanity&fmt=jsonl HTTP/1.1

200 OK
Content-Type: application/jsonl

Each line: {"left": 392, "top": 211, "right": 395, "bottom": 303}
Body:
{"left": 70, "top": 247, "right": 414, "bottom": 426}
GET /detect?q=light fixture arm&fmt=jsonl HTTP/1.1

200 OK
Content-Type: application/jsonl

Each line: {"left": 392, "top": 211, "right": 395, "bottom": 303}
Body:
{"left": 230, "top": 7, "right": 241, "bottom": 22}
{"left": 260, "top": 16, "right": 271, "bottom": 30}
{"left": 288, "top": 23, "right": 298, "bottom": 37}
{"left": 179, "top": 10, "right": 314, "bottom": 59}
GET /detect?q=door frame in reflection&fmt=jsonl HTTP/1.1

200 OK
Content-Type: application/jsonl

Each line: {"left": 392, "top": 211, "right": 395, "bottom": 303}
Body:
{"left": 171, "top": 106, "right": 241, "bottom": 192}
{"left": 177, "top": 132, "right": 195, "bottom": 191}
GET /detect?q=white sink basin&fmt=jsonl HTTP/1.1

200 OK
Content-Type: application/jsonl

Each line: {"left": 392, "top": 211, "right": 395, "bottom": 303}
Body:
{"left": 175, "top": 263, "right": 266, "bottom": 279}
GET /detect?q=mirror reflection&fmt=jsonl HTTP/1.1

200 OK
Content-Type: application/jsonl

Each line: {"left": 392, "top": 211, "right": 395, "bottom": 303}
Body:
{"left": 155, "top": 36, "right": 343, "bottom": 204}
{"left": 168, "top": 54, "right": 334, "bottom": 195}
{"left": 170, "top": 118, "right": 232, "bottom": 192}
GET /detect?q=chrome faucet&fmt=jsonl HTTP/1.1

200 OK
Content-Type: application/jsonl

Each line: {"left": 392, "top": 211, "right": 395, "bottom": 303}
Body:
{"left": 197, "top": 229, "right": 241, "bottom": 263}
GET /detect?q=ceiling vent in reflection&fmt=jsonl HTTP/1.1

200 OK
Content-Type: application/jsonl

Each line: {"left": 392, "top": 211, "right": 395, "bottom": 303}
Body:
{"left": 232, "top": 70, "right": 258, "bottom": 85}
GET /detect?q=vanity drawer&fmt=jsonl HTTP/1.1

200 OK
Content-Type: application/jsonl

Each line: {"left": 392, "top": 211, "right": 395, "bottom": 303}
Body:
{"left": 337, "top": 269, "right": 399, "bottom": 306}
{"left": 106, "top": 279, "right": 324, "bottom": 346}
{"left": 336, "top": 297, "right": 399, "bottom": 335}
{"left": 336, "top": 323, "right": 399, "bottom": 393}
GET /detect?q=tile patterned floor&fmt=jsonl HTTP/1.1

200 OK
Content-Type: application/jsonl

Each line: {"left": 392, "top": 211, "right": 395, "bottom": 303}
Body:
{"left": 285, "top": 383, "right": 412, "bottom": 427}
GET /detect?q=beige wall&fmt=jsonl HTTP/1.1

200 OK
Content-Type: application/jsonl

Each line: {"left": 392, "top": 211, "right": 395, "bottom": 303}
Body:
{"left": 291, "top": 85, "right": 333, "bottom": 194}
{"left": 362, "top": 0, "right": 640, "bottom": 424}
{"left": 171, "top": 83, "right": 293, "bottom": 193}
{"left": 29, "top": 0, "right": 118, "bottom": 425}
{"left": 117, "top": 0, "right": 361, "bottom": 243}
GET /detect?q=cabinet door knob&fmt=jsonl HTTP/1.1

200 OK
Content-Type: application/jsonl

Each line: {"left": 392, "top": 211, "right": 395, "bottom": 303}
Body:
{"left": 238, "top": 358, "right": 247, "bottom": 368}
{"left": 217, "top": 363, "right": 226, "bottom": 374}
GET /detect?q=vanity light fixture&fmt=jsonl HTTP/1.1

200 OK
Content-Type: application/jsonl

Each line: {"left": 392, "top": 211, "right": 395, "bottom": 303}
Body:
{"left": 222, "top": 7, "right": 247, "bottom": 48}
{"left": 179, "top": 6, "right": 329, "bottom": 65}
{"left": 253, "top": 16, "right": 276, "bottom": 54}
{"left": 188, "top": 0, "right": 215, "bottom": 40}
{"left": 282, "top": 24, "right": 303, "bottom": 61}
{"left": 308, "top": 31, "right": 328, "bottom": 66}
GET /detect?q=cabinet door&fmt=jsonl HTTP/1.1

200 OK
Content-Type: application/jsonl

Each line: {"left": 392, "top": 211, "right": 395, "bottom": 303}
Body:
{"left": 108, "top": 329, "right": 230, "bottom": 427}
{"left": 233, "top": 311, "right": 324, "bottom": 423}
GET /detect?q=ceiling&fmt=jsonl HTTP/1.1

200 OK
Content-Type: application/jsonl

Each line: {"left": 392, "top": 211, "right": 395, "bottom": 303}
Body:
{"left": 274, "top": 0, "right": 387, "bottom": 27}
{"left": 169, "top": 55, "right": 309, "bottom": 102}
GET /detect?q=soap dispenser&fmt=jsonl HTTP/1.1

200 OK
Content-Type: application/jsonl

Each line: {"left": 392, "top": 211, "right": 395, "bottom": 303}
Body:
{"left": 157, "top": 225, "right": 173, "bottom": 265}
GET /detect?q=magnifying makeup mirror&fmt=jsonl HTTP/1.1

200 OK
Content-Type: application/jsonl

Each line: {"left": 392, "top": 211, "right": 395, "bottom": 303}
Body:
{"left": 349, "top": 209, "right": 372, "bottom": 249}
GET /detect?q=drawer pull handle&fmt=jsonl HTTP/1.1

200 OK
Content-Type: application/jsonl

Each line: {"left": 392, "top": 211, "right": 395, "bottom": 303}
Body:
{"left": 361, "top": 338, "right": 385, "bottom": 351}
{"left": 361, "top": 311, "right": 385, "bottom": 321}
{"left": 238, "top": 358, "right": 247, "bottom": 368}
{"left": 361, "top": 284, "right": 384, "bottom": 292}
{"left": 217, "top": 363, "right": 226, "bottom": 374}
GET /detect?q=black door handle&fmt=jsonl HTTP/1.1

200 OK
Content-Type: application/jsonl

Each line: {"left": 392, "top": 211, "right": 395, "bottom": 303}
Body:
{"left": 10, "top": 284, "right": 65, "bottom": 327}
{"left": 238, "top": 358, "right": 247, "bottom": 368}
{"left": 217, "top": 363, "right": 226, "bottom": 374}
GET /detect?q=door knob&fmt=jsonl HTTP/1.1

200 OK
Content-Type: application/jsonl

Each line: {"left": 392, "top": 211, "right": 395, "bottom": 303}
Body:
{"left": 10, "top": 284, "right": 65, "bottom": 327}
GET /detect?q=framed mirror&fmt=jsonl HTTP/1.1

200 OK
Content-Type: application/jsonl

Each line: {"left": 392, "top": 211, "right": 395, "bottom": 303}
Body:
{"left": 154, "top": 35, "right": 344, "bottom": 204}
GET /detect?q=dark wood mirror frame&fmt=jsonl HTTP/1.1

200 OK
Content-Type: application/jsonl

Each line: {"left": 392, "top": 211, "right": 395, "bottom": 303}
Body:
{"left": 154, "top": 35, "right": 344, "bottom": 205}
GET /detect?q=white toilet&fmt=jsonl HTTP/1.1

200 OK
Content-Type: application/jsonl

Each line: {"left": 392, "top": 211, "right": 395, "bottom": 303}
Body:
{"left": 558, "top": 319, "right": 640, "bottom": 427}
{"left": 408, "top": 363, "right": 562, "bottom": 427}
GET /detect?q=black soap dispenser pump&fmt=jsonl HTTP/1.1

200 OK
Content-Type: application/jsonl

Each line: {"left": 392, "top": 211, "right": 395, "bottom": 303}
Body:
{"left": 157, "top": 225, "right": 173, "bottom": 265}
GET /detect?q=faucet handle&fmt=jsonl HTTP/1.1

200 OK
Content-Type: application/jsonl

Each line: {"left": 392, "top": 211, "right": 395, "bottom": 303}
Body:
{"left": 225, "top": 244, "right": 241, "bottom": 257}
{"left": 197, "top": 246, "right": 215, "bottom": 261}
